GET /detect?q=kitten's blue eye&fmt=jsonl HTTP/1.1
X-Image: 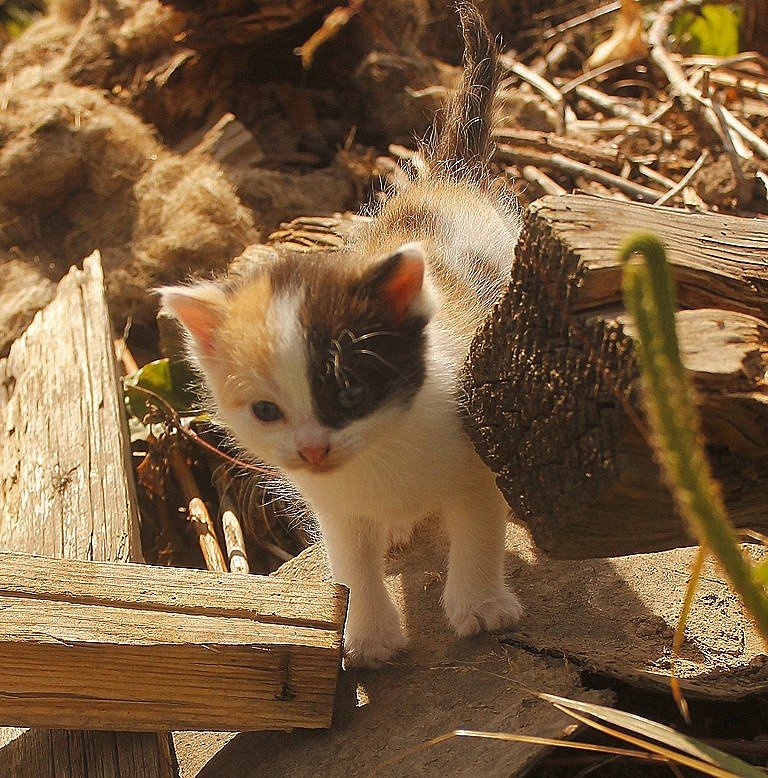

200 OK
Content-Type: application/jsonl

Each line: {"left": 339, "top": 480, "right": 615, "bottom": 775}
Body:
{"left": 251, "top": 401, "right": 284, "bottom": 422}
{"left": 338, "top": 385, "right": 367, "bottom": 411}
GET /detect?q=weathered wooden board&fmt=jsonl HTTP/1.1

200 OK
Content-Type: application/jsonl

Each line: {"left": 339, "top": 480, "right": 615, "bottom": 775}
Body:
{"left": 179, "top": 516, "right": 768, "bottom": 774}
{"left": 0, "top": 252, "right": 140, "bottom": 561}
{"left": 173, "top": 523, "right": 613, "bottom": 778}
{"left": 0, "top": 254, "right": 174, "bottom": 776}
{"left": 0, "top": 552, "right": 346, "bottom": 732}
{"left": 464, "top": 194, "right": 768, "bottom": 558}
{"left": 0, "top": 728, "right": 178, "bottom": 778}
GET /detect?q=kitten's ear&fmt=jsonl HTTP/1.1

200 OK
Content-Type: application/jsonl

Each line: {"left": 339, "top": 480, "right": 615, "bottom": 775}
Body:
{"left": 157, "top": 283, "right": 227, "bottom": 357}
{"left": 367, "top": 242, "right": 434, "bottom": 322}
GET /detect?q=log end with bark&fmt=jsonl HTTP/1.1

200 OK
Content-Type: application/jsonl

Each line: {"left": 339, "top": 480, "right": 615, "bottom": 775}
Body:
{"left": 463, "top": 194, "right": 768, "bottom": 559}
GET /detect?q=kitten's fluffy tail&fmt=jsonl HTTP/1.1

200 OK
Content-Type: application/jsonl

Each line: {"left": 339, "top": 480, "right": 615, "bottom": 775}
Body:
{"left": 429, "top": 2, "right": 499, "bottom": 179}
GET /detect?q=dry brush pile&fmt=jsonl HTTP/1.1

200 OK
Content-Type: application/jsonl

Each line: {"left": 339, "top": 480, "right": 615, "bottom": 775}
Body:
{"left": 1, "top": 0, "right": 767, "bottom": 574}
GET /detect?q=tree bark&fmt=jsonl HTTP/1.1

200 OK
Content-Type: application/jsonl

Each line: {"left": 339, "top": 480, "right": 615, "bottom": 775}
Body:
{"left": 463, "top": 194, "right": 768, "bottom": 559}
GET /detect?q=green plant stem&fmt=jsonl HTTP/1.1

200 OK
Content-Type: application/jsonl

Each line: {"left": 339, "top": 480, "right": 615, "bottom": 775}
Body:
{"left": 620, "top": 233, "right": 768, "bottom": 641}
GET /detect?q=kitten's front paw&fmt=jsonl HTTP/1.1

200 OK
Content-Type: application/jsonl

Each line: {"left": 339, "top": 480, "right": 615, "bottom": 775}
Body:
{"left": 343, "top": 619, "right": 408, "bottom": 669}
{"left": 444, "top": 589, "right": 523, "bottom": 638}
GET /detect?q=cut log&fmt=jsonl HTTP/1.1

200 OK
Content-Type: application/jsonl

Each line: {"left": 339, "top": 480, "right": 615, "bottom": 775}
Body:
{"left": 0, "top": 552, "right": 346, "bottom": 732}
{"left": 0, "top": 254, "right": 173, "bottom": 776}
{"left": 463, "top": 194, "right": 768, "bottom": 559}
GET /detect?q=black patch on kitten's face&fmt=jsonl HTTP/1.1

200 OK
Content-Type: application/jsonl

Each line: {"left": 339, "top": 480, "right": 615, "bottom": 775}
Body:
{"left": 269, "top": 251, "right": 429, "bottom": 430}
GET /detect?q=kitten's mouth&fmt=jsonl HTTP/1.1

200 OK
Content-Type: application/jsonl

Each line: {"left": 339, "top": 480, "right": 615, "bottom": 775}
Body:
{"left": 294, "top": 459, "right": 340, "bottom": 474}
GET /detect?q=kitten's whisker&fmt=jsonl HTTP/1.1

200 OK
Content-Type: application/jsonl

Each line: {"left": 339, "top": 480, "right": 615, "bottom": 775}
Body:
{"left": 349, "top": 330, "right": 408, "bottom": 344}
{"left": 353, "top": 348, "right": 409, "bottom": 379}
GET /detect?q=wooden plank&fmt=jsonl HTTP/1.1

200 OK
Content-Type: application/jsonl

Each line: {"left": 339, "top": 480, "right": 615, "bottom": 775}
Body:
{"left": 464, "top": 194, "right": 768, "bottom": 558}
{"left": 0, "top": 729, "right": 178, "bottom": 778}
{"left": 0, "top": 548, "right": 345, "bottom": 629}
{"left": 0, "top": 254, "right": 173, "bottom": 776}
{"left": 0, "top": 252, "right": 139, "bottom": 561}
{"left": 173, "top": 522, "right": 613, "bottom": 778}
{"left": 0, "top": 552, "right": 346, "bottom": 732}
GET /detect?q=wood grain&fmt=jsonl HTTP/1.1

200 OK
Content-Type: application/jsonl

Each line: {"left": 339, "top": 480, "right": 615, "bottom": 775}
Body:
{"left": 0, "top": 551, "right": 346, "bottom": 630}
{"left": 0, "top": 254, "right": 173, "bottom": 776}
{"left": 0, "top": 552, "right": 346, "bottom": 732}
{"left": 0, "top": 252, "right": 140, "bottom": 562}
{"left": 464, "top": 195, "right": 768, "bottom": 558}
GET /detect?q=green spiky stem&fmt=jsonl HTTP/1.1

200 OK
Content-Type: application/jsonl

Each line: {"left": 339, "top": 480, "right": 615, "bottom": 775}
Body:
{"left": 620, "top": 233, "right": 768, "bottom": 641}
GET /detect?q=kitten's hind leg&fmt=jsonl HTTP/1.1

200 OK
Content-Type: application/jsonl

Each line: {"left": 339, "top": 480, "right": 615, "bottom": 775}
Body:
{"left": 441, "top": 486, "right": 523, "bottom": 638}
{"left": 318, "top": 514, "right": 407, "bottom": 668}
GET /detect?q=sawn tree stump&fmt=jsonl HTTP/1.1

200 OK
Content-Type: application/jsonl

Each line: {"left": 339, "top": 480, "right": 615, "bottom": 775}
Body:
{"left": 463, "top": 194, "right": 768, "bottom": 559}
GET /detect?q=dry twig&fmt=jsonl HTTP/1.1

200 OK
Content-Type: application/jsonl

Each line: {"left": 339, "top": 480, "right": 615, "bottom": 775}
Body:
{"left": 494, "top": 127, "right": 621, "bottom": 168}
{"left": 522, "top": 165, "right": 568, "bottom": 196}
{"left": 648, "top": 0, "right": 754, "bottom": 158}
{"left": 500, "top": 146, "right": 663, "bottom": 202}
{"left": 652, "top": 151, "right": 707, "bottom": 207}
{"left": 168, "top": 445, "right": 228, "bottom": 573}
{"left": 501, "top": 54, "right": 577, "bottom": 132}
{"left": 543, "top": 0, "right": 621, "bottom": 41}
{"left": 222, "top": 509, "right": 250, "bottom": 573}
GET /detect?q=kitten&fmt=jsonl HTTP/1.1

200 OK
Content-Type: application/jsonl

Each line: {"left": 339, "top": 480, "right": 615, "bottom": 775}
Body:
{"left": 160, "top": 2, "right": 522, "bottom": 668}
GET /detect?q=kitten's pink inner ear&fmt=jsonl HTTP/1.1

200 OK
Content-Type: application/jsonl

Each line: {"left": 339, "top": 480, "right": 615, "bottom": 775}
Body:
{"left": 381, "top": 243, "right": 425, "bottom": 320}
{"left": 160, "top": 287, "right": 224, "bottom": 357}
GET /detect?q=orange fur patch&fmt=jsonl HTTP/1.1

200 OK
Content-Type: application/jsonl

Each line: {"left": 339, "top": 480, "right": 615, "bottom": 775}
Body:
{"left": 214, "top": 275, "right": 275, "bottom": 407}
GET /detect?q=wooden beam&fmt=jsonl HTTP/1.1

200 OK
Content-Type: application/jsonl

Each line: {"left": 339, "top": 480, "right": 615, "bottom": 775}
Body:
{"left": 464, "top": 195, "right": 768, "bottom": 558}
{"left": 0, "top": 254, "right": 174, "bottom": 775}
{"left": 0, "top": 252, "right": 140, "bottom": 562}
{"left": 0, "top": 552, "right": 346, "bottom": 732}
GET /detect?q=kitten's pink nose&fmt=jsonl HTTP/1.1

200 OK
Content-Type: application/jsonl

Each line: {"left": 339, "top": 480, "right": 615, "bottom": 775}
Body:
{"left": 298, "top": 445, "right": 330, "bottom": 466}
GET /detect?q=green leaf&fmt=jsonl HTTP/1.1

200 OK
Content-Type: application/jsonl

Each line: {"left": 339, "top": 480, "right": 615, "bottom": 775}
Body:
{"left": 124, "top": 358, "right": 199, "bottom": 420}
{"left": 671, "top": 4, "right": 740, "bottom": 57}
{"left": 541, "top": 693, "right": 764, "bottom": 777}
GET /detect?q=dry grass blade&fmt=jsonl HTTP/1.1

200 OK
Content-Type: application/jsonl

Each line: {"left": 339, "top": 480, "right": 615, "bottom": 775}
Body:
{"left": 671, "top": 544, "right": 707, "bottom": 725}
{"left": 371, "top": 727, "right": 668, "bottom": 775}
{"left": 539, "top": 693, "right": 765, "bottom": 777}
{"left": 653, "top": 151, "right": 707, "bottom": 207}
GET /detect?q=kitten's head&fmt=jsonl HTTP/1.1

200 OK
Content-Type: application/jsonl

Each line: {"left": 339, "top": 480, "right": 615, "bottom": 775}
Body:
{"left": 159, "top": 243, "right": 434, "bottom": 474}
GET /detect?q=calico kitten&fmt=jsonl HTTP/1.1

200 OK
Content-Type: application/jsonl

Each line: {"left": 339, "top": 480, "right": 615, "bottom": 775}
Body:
{"left": 160, "top": 2, "right": 522, "bottom": 667}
